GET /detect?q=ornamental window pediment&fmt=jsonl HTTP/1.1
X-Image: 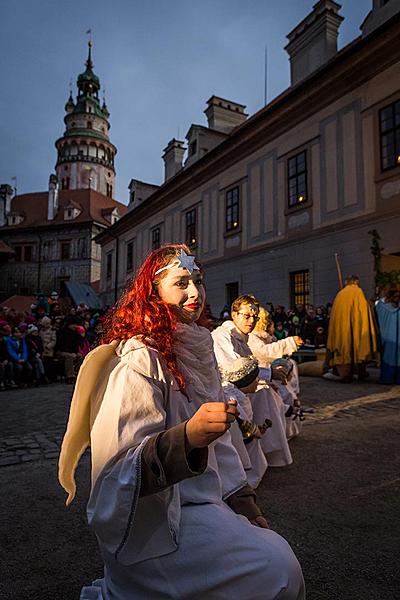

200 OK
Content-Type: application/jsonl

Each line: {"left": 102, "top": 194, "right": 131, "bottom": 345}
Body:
{"left": 64, "top": 203, "right": 82, "bottom": 221}
{"left": 7, "top": 213, "right": 24, "bottom": 226}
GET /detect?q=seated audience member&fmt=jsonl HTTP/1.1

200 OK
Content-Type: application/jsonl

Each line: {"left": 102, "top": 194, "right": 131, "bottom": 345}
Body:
{"left": 40, "top": 317, "right": 57, "bottom": 357}
{"left": 26, "top": 324, "right": 48, "bottom": 384}
{"left": 0, "top": 324, "right": 17, "bottom": 390}
{"left": 274, "top": 321, "right": 288, "bottom": 340}
{"left": 55, "top": 319, "right": 83, "bottom": 383}
{"left": 5, "top": 326, "right": 33, "bottom": 386}
{"left": 300, "top": 307, "right": 319, "bottom": 345}
{"left": 314, "top": 325, "right": 327, "bottom": 348}
{"left": 75, "top": 325, "right": 91, "bottom": 357}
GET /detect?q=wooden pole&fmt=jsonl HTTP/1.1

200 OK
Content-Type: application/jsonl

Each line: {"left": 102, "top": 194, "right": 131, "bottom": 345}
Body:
{"left": 334, "top": 253, "right": 343, "bottom": 289}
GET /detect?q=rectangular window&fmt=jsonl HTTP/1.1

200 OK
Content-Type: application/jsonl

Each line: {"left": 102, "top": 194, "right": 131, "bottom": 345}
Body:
{"left": 290, "top": 270, "right": 310, "bottom": 307}
{"left": 185, "top": 208, "right": 197, "bottom": 247}
{"left": 287, "top": 151, "right": 308, "bottom": 207}
{"left": 226, "top": 187, "right": 240, "bottom": 232}
{"left": 379, "top": 100, "right": 400, "bottom": 171}
{"left": 126, "top": 240, "right": 134, "bottom": 273}
{"left": 106, "top": 252, "right": 112, "bottom": 279}
{"left": 24, "top": 245, "right": 32, "bottom": 261}
{"left": 77, "top": 238, "right": 87, "bottom": 259}
{"left": 13, "top": 246, "right": 22, "bottom": 261}
{"left": 226, "top": 282, "right": 239, "bottom": 309}
{"left": 152, "top": 227, "right": 161, "bottom": 250}
{"left": 60, "top": 241, "right": 71, "bottom": 260}
{"left": 43, "top": 241, "right": 52, "bottom": 261}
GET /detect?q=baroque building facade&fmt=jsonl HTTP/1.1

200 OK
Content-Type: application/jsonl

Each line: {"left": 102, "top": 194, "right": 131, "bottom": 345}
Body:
{"left": 96, "top": 0, "right": 400, "bottom": 311}
{"left": 0, "top": 43, "right": 126, "bottom": 300}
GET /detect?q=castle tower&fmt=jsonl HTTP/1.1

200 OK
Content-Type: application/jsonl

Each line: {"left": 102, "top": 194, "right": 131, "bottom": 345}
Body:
{"left": 55, "top": 41, "right": 117, "bottom": 198}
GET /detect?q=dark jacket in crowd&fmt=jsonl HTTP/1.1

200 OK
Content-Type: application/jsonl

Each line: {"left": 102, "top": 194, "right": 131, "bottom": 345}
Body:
{"left": 0, "top": 337, "right": 9, "bottom": 362}
{"left": 55, "top": 327, "right": 81, "bottom": 354}
{"left": 26, "top": 335, "right": 44, "bottom": 360}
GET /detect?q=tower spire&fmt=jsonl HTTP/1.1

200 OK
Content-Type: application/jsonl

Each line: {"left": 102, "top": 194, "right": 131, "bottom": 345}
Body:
{"left": 55, "top": 39, "right": 117, "bottom": 197}
{"left": 86, "top": 39, "right": 93, "bottom": 70}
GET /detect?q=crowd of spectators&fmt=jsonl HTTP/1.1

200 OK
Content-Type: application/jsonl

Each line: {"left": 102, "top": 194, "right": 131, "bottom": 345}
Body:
{"left": 217, "top": 301, "right": 332, "bottom": 348}
{"left": 0, "top": 292, "right": 333, "bottom": 391}
{"left": 0, "top": 292, "right": 105, "bottom": 390}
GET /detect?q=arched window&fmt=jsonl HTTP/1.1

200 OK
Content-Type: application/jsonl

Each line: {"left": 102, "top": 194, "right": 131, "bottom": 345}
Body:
{"left": 87, "top": 121, "right": 93, "bottom": 129}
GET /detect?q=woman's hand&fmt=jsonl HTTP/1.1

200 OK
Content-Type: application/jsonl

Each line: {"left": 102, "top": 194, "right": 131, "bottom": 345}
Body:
{"left": 186, "top": 401, "right": 238, "bottom": 449}
{"left": 250, "top": 515, "right": 270, "bottom": 529}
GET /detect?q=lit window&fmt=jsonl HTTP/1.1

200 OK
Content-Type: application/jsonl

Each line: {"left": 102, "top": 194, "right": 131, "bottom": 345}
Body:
{"left": 290, "top": 270, "right": 310, "bottom": 306}
{"left": 226, "top": 187, "right": 240, "bottom": 232}
{"left": 185, "top": 208, "right": 197, "bottom": 247}
{"left": 288, "top": 151, "right": 308, "bottom": 207}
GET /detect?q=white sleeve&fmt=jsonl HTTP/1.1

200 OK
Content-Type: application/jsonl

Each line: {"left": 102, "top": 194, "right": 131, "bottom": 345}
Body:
{"left": 249, "top": 334, "right": 297, "bottom": 362}
{"left": 212, "top": 328, "right": 241, "bottom": 369}
{"left": 87, "top": 362, "right": 178, "bottom": 565}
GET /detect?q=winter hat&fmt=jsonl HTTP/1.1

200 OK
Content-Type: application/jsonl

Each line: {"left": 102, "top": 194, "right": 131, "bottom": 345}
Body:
{"left": 222, "top": 356, "right": 259, "bottom": 390}
{"left": 41, "top": 316, "right": 51, "bottom": 327}
{"left": 74, "top": 325, "right": 86, "bottom": 335}
{"left": 27, "top": 324, "right": 38, "bottom": 334}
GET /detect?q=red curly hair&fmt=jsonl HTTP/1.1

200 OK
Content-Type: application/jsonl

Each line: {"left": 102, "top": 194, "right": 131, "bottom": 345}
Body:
{"left": 102, "top": 243, "right": 204, "bottom": 391}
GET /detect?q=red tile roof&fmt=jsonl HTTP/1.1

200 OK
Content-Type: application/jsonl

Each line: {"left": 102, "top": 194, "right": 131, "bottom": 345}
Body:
{"left": 2, "top": 189, "right": 128, "bottom": 230}
{"left": 0, "top": 295, "right": 37, "bottom": 312}
{"left": 0, "top": 240, "right": 15, "bottom": 254}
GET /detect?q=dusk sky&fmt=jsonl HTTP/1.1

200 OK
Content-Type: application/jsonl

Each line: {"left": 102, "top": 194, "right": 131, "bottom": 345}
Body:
{"left": 0, "top": 0, "right": 372, "bottom": 204}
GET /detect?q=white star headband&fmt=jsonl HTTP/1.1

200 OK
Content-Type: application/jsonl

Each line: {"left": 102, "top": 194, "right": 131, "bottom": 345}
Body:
{"left": 154, "top": 250, "right": 200, "bottom": 276}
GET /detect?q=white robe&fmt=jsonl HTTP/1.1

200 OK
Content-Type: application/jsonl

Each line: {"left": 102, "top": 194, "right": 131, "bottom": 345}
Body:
{"left": 80, "top": 323, "right": 304, "bottom": 599}
{"left": 249, "top": 331, "right": 302, "bottom": 440}
{"left": 212, "top": 321, "right": 293, "bottom": 467}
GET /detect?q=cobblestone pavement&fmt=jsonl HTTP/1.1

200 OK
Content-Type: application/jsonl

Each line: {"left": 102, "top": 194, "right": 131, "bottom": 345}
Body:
{"left": 1, "top": 375, "right": 399, "bottom": 599}
{"left": 0, "top": 383, "right": 72, "bottom": 467}
{"left": 1, "top": 371, "right": 398, "bottom": 467}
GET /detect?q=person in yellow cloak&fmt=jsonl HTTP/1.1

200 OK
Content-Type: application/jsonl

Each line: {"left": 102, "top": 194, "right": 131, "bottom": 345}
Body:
{"left": 324, "top": 275, "right": 377, "bottom": 382}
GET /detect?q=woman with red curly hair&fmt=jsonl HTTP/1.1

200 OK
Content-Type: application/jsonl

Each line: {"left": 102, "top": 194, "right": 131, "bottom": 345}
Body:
{"left": 59, "top": 244, "right": 304, "bottom": 599}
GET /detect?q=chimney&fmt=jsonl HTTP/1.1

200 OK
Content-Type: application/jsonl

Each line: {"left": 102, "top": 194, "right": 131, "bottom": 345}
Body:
{"left": 47, "top": 174, "right": 59, "bottom": 221}
{"left": 361, "top": 0, "right": 400, "bottom": 37}
{"left": 285, "top": 0, "right": 343, "bottom": 86}
{"left": 162, "top": 139, "right": 185, "bottom": 181}
{"left": 204, "top": 96, "right": 248, "bottom": 134}
{"left": 0, "top": 184, "right": 14, "bottom": 226}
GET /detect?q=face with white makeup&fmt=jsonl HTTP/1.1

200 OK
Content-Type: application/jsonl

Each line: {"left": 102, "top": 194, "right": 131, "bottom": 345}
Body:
{"left": 156, "top": 266, "right": 206, "bottom": 324}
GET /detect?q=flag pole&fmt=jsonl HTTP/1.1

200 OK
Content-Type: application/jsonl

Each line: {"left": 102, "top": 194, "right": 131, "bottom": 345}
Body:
{"left": 334, "top": 253, "right": 343, "bottom": 289}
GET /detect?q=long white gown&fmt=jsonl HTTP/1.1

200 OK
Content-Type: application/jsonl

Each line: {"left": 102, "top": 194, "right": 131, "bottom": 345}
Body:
{"left": 212, "top": 321, "right": 293, "bottom": 466}
{"left": 75, "top": 323, "right": 305, "bottom": 599}
{"left": 249, "top": 331, "right": 302, "bottom": 440}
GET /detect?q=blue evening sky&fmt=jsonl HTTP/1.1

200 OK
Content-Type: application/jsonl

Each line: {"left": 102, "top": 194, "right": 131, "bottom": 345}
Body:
{"left": 0, "top": 0, "right": 372, "bottom": 203}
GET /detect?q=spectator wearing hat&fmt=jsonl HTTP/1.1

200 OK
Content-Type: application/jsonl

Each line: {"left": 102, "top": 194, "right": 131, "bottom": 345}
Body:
{"left": 75, "top": 325, "right": 91, "bottom": 357}
{"left": 55, "top": 319, "right": 83, "bottom": 383}
{"left": 5, "top": 326, "right": 33, "bottom": 386}
{"left": 48, "top": 291, "right": 61, "bottom": 317}
{"left": 26, "top": 324, "right": 48, "bottom": 384}
{"left": 39, "top": 317, "right": 57, "bottom": 358}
